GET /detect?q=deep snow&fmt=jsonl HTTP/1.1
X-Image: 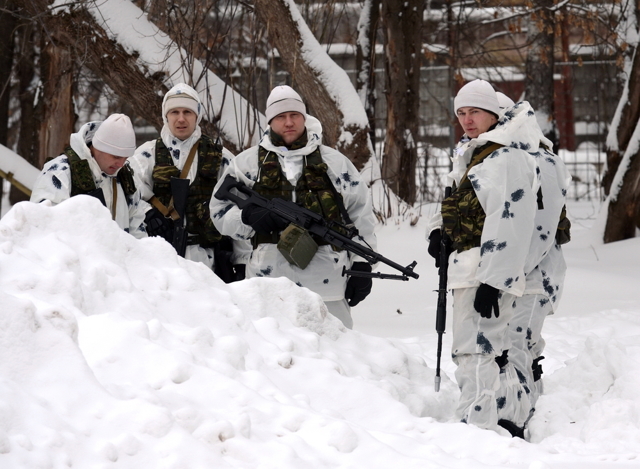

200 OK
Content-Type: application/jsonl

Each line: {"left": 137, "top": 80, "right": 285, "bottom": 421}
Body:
{"left": 0, "top": 194, "right": 638, "bottom": 468}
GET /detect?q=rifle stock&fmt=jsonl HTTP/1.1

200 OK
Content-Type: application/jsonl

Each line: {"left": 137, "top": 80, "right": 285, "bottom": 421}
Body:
{"left": 435, "top": 186, "right": 452, "bottom": 392}
{"left": 214, "top": 175, "right": 419, "bottom": 281}
{"left": 170, "top": 177, "right": 190, "bottom": 257}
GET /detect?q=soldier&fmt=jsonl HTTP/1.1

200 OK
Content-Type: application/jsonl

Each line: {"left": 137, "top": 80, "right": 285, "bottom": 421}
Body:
{"left": 31, "top": 113, "right": 147, "bottom": 238}
{"left": 129, "top": 83, "right": 241, "bottom": 281}
{"left": 427, "top": 80, "right": 554, "bottom": 437}
{"left": 210, "top": 85, "right": 377, "bottom": 328}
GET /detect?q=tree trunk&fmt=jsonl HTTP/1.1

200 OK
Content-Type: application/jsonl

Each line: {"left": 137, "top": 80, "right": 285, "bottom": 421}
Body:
{"left": 38, "top": 37, "right": 75, "bottom": 168}
{"left": 0, "top": 1, "right": 14, "bottom": 146}
{"left": 12, "top": 19, "right": 39, "bottom": 206}
{"left": 355, "top": 0, "right": 380, "bottom": 149}
{"left": 603, "top": 48, "right": 640, "bottom": 195}
{"left": 524, "top": 0, "right": 558, "bottom": 150}
{"left": 602, "top": 3, "right": 640, "bottom": 242}
{"left": 603, "top": 119, "right": 640, "bottom": 243}
{"left": 253, "top": 0, "right": 372, "bottom": 170}
{"left": 0, "top": 0, "right": 17, "bottom": 212}
{"left": 380, "top": 0, "right": 423, "bottom": 205}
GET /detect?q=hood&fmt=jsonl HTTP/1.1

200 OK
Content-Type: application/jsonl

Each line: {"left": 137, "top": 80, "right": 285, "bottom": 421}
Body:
{"left": 473, "top": 101, "right": 553, "bottom": 153}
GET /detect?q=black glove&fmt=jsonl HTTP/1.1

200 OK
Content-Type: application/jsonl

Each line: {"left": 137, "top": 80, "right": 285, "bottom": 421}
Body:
{"left": 345, "top": 262, "right": 373, "bottom": 307}
{"left": 428, "top": 229, "right": 452, "bottom": 268}
{"left": 474, "top": 283, "right": 500, "bottom": 319}
{"left": 241, "top": 203, "right": 289, "bottom": 235}
{"left": 144, "top": 208, "right": 174, "bottom": 243}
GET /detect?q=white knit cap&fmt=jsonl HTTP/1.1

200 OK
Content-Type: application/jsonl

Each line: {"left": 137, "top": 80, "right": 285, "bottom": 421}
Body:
{"left": 164, "top": 93, "right": 200, "bottom": 116}
{"left": 92, "top": 113, "right": 136, "bottom": 157}
{"left": 454, "top": 79, "right": 500, "bottom": 116}
{"left": 496, "top": 92, "right": 515, "bottom": 109}
{"left": 265, "top": 85, "right": 306, "bottom": 123}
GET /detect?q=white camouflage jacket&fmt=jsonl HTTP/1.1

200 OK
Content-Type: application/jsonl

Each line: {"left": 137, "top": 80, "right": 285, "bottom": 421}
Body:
{"left": 30, "top": 121, "right": 147, "bottom": 239}
{"left": 209, "top": 115, "right": 377, "bottom": 301}
{"left": 445, "top": 102, "right": 547, "bottom": 297}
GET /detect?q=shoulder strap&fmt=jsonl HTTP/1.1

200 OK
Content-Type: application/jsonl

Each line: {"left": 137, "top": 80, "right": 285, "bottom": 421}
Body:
{"left": 180, "top": 142, "right": 198, "bottom": 179}
{"left": 111, "top": 178, "right": 117, "bottom": 220}
{"left": 149, "top": 142, "right": 199, "bottom": 220}
{"left": 457, "top": 142, "right": 503, "bottom": 190}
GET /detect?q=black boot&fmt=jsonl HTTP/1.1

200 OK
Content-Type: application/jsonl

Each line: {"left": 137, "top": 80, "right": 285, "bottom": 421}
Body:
{"left": 498, "top": 419, "right": 525, "bottom": 439}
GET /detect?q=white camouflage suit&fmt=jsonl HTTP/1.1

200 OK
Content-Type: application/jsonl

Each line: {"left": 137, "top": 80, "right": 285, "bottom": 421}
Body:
{"left": 434, "top": 101, "right": 568, "bottom": 431}
{"left": 209, "top": 115, "right": 377, "bottom": 328}
{"left": 30, "top": 121, "right": 147, "bottom": 239}
{"left": 503, "top": 103, "right": 570, "bottom": 418}
{"left": 128, "top": 83, "right": 236, "bottom": 268}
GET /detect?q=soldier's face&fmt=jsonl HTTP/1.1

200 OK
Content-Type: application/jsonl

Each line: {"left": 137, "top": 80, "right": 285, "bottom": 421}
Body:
{"left": 270, "top": 112, "right": 305, "bottom": 145}
{"left": 167, "top": 108, "right": 198, "bottom": 141}
{"left": 456, "top": 107, "right": 498, "bottom": 139}
{"left": 92, "top": 147, "right": 127, "bottom": 175}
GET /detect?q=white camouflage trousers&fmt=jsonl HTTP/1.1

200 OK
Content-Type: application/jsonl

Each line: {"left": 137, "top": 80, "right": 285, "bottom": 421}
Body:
{"left": 506, "top": 293, "right": 552, "bottom": 413}
{"left": 452, "top": 287, "right": 531, "bottom": 430}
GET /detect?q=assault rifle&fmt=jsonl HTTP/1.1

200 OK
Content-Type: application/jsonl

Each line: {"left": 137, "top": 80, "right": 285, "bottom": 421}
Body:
{"left": 170, "top": 177, "right": 190, "bottom": 257}
{"left": 214, "top": 175, "right": 419, "bottom": 281}
{"left": 87, "top": 188, "right": 106, "bottom": 207}
{"left": 434, "top": 187, "right": 452, "bottom": 392}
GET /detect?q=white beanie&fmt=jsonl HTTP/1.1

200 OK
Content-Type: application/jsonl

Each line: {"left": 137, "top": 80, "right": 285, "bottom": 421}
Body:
{"left": 265, "top": 85, "right": 306, "bottom": 123}
{"left": 92, "top": 113, "right": 136, "bottom": 157}
{"left": 454, "top": 79, "right": 500, "bottom": 116}
{"left": 164, "top": 93, "right": 200, "bottom": 116}
{"left": 496, "top": 92, "right": 515, "bottom": 109}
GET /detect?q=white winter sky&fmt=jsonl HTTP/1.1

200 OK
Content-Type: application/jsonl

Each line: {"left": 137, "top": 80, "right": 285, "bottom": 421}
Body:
{"left": 0, "top": 184, "right": 638, "bottom": 468}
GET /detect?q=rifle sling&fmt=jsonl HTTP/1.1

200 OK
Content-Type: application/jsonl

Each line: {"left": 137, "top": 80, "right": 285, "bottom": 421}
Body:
{"left": 111, "top": 178, "right": 117, "bottom": 221}
{"left": 457, "top": 142, "right": 503, "bottom": 190}
{"left": 148, "top": 142, "right": 198, "bottom": 221}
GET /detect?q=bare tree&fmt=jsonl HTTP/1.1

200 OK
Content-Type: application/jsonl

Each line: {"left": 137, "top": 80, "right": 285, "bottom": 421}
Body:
{"left": 38, "top": 34, "right": 75, "bottom": 169}
{"left": 380, "top": 0, "right": 424, "bottom": 206}
{"left": 12, "top": 16, "right": 40, "bottom": 205}
{"left": 355, "top": 0, "right": 379, "bottom": 148}
{"left": 524, "top": 0, "right": 558, "bottom": 149}
{"left": 602, "top": 0, "right": 640, "bottom": 242}
{"left": 253, "top": 0, "right": 372, "bottom": 170}
{"left": 0, "top": 0, "right": 17, "bottom": 211}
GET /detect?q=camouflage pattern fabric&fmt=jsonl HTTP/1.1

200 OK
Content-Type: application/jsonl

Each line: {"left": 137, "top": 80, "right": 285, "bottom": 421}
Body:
{"left": 152, "top": 135, "right": 224, "bottom": 247}
{"left": 251, "top": 129, "right": 345, "bottom": 248}
{"left": 442, "top": 142, "right": 503, "bottom": 253}
{"left": 62, "top": 147, "right": 136, "bottom": 200}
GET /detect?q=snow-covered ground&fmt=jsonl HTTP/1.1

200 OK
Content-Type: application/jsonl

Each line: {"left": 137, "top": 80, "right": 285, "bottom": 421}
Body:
{"left": 0, "top": 192, "right": 638, "bottom": 468}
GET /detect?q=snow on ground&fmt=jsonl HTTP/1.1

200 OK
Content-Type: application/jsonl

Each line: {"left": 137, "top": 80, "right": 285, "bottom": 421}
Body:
{"left": 0, "top": 195, "right": 638, "bottom": 468}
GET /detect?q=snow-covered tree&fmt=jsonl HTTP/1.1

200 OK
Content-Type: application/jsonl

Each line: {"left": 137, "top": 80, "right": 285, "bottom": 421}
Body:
{"left": 253, "top": 0, "right": 373, "bottom": 170}
{"left": 603, "top": 0, "right": 640, "bottom": 242}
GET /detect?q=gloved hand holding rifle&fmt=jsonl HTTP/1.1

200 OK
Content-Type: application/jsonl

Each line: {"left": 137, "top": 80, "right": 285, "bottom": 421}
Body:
{"left": 214, "top": 175, "right": 419, "bottom": 281}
